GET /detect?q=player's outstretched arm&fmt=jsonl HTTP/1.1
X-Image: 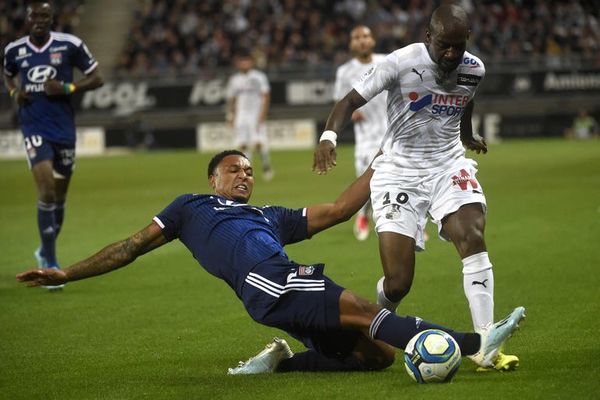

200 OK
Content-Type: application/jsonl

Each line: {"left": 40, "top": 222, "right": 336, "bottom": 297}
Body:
{"left": 313, "top": 89, "right": 367, "bottom": 174}
{"left": 460, "top": 100, "right": 487, "bottom": 154}
{"left": 306, "top": 165, "right": 374, "bottom": 236}
{"left": 16, "top": 222, "right": 167, "bottom": 287}
{"left": 44, "top": 68, "right": 104, "bottom": 96}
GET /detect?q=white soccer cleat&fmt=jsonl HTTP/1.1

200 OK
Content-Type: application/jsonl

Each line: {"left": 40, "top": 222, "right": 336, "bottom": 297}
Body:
{"left": 34, "top": 248, "right": 48, "bottom": 268}
{"left": 469, "top": 306, "right": 526, "bottom": 368}
{"left": 227, "top": 337, "right": 293, "bottom": 375}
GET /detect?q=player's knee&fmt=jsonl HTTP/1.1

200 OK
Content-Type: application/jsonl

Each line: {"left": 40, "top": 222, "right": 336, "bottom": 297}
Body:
{"left": 386, "top": 275, "right": 413, "bottom": 302}
{"left": 38, "top": 188, "right": 56, "bottom": 204}
{"left": 455, "top": 227, "right": 485, "bottom": 256}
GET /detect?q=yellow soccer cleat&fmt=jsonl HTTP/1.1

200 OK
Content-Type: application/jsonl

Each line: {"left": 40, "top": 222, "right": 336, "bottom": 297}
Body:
{"left": 476, "top": 352, "right": 520, "bottom": 372}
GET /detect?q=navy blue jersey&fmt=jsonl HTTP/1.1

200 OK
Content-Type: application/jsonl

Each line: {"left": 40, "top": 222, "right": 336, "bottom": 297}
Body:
{"left": 153, "top": 194, "right": 309, "bottom": 296}
{"left": 3, "top": 32, "right": 98, "bottom": 144}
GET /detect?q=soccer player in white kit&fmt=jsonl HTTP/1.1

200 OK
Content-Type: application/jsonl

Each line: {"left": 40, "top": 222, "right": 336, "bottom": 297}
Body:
{"left": 334, "top": 26, "right": 387, "bottom": 241}
{"left": 226, "top": 50, "right": 273, "bottom": 181}
{"left": 314, "top": 4, "right": 519, "bottom": 372}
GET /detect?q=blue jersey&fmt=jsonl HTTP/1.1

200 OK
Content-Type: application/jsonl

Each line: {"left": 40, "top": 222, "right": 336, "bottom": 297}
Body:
{"left": 153, "top": 194, "right": 309, "bottom": 297}
{"left": 3, "top": 32, "right": 98, "bottom": 144}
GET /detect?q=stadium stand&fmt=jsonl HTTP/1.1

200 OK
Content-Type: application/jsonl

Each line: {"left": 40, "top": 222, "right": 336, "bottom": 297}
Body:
{"left": 113, "top": 0, "right": 600, "bottom": 77}
{"left": 1, "top": 0, "right": 599, "bottom": 143}
{"left": 2, "top": 1, "right": 599, "bottom": 76}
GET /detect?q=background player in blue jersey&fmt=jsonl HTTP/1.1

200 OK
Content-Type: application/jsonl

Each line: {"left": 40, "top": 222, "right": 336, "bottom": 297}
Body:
{"left": 3, "top": 1, "right": 104, "bottom": 289}
{"left": 16, "top": 150, "right": 524, "bottom": 373}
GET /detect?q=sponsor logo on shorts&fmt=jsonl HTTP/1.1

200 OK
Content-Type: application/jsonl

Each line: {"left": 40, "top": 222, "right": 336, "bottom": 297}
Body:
{"left": 452, "top": 169, "right": 478, "bottom": 191}
{"left": 298, "top": 265, "right": 314, "bottom": 276}
{"left": 384, "top": 204, "right": 401, "bottom": 220}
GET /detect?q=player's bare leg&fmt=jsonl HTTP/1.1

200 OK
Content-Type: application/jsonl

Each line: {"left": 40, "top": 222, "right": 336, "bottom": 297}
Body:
{"left": 376, "top": 232, "right": 416, "bottom": 312}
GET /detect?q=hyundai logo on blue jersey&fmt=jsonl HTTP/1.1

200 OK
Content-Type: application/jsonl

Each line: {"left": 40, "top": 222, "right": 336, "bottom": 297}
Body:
{"left": 26, "top": 65, "right": 57, "bottom": 83}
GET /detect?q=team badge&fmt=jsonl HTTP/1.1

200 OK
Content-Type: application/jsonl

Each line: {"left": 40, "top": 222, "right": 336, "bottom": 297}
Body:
{"left": 298, "top": 265, "right": 314, "bottom": 276}
{"left": 50, "top": 52, "right": 62, "bottom": 65}
{"left": 384, "top": 204, "right": 401, "bottom": 220}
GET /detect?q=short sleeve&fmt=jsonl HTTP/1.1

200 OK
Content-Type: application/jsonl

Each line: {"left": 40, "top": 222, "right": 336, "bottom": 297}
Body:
{"left": 265, "top": 206, "right": 308, "bottom": 245}
{"left": 353, "top": 53, "right": 398, "bottom": 102}
{"left": 259, "top": 72, "right": 270, "bottom": 94}
{"left": 73, "top": 41, "right": 98, "bottom": 75}
{"left": 3, "top": 47, "right": 17, "bottom": 77}
{"left": 153, "top": 194, "right": 190, "bottom": 242}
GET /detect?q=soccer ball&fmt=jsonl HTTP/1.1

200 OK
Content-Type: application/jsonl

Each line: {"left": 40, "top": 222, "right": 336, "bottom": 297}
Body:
{"left": 404, "top": 329, "right": 462, "bottom": 383}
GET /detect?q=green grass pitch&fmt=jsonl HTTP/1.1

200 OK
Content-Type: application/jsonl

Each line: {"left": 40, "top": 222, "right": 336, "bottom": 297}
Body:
{"left": 1, "top": 139, "right": 599, "bottom": 399}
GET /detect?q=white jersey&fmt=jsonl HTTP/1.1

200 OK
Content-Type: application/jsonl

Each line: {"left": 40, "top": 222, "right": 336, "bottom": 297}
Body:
{"left": 354, "top": 43, "right": 485, "bottom": 175}
{"left": 334, "top": 54, "right": 388, "bottom": 153}
{"left": 226, "top": 69, "right": 270, "bottom": 123}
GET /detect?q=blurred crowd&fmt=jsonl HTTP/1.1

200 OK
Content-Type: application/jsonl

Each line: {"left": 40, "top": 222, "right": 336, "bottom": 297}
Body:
{"left": 0, "top": 0, "right": 83, "bottom": 55}
{"left": 1, "top": 0, "right": 599, "bottom": 78}
{"left": 114, "top": 0, "right": 600, "bottom": 77}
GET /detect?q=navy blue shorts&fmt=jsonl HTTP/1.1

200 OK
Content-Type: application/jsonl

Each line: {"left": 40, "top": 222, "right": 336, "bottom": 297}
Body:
{"left": 24, "top": 134, "right": 75, "bottom": 178}
{"left": 242, "top": 258, "right": 361, "bottom": 358}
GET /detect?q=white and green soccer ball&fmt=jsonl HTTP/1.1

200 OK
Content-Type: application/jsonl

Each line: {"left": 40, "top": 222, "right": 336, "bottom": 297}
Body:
{"left": 404, "top": 329, "right": 462, "bottom": 383}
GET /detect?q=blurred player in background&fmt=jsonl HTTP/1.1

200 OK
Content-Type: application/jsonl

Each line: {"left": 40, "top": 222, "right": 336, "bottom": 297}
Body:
{"left": 17, "top": 150, "right": 525, "bottom": 374}
{"left": 3, "top": 0, "right": 103, "bottom": 290}
{"left": 334, "top": 25, "right": 388, "bottom": 241}
{"left": 226, "top": 49, "right": 273, "bottom": 181}
{"left": 314, "top": 4, "right": 519, "bottom": 371}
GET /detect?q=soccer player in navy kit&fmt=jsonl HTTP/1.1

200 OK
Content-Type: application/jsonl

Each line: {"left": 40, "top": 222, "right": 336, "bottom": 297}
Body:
{"left": 3, "top": 1, "right": 103, "bottom": 288}
{"left": 17, "top": 150, "right": 524, "bottom": 374}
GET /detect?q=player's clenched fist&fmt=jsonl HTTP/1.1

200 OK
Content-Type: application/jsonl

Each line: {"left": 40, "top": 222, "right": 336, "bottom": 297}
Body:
{"left": 312, "top": 130, "right": 338, "bottom": 174}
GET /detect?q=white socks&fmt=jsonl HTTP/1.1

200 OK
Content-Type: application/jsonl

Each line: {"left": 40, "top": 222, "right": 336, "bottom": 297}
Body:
{"left": 462, "top": 252, "right": 494, "bottom": 331}
{"left": 376, "top": 276, "right": 400, "bottom": 312}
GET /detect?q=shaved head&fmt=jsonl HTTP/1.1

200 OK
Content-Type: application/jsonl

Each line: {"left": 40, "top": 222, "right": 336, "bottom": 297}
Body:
{"left": 429, "top": 4, "right": 469, "bottom": 37}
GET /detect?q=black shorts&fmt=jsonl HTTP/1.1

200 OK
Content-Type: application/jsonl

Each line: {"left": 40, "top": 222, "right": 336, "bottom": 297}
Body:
{"left": 242, "top": 257, "right": 361, "bottom": 358}
{"left": 24, "top": 134, "right": 75, "bottom": 178}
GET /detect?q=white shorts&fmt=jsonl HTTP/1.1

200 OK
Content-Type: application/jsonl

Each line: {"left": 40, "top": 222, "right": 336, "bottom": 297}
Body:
{"left": 234, "top": 119, "right": 267, "bottom": 147}
{"left": 370, "top": 157, "right": 487, "bottom": 251}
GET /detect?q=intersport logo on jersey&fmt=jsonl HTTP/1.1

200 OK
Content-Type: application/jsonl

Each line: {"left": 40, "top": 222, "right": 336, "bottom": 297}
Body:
{"left": 408, "top": 91, "right": 470, "bottom": 116}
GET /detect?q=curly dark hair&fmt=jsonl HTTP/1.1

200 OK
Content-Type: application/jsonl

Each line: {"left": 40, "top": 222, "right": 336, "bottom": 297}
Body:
{"left": 207, "top": 150, "right": 248, "bottom": 178}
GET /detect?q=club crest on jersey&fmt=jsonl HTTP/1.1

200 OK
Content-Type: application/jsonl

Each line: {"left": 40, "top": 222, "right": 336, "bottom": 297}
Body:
{"left": 298, "top": 265, "right": 314, "bottom": 276}
{"left": 50, "top": 52, "right": 62, "bottom": 65}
